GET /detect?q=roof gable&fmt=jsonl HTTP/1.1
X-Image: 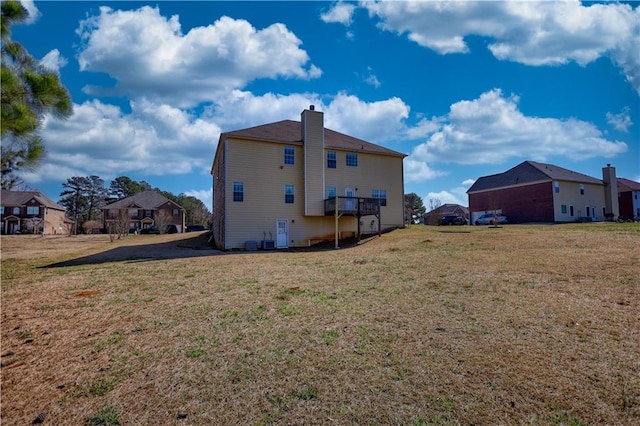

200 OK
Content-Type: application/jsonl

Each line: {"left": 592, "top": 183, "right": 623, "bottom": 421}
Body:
{"left": 617, "top": 177, "right": 640, "bottom": 192}
{"left": 1, "top": 190, "right": 65, "bottom": 211}
{"left": 224, "top": 119, "right": 406, "bottom": 158}
{"left": 468, "top": 161, "right": 603, "bottom": 193}
{"left": 104, "top": 190, "right": 182, "bottom": 210}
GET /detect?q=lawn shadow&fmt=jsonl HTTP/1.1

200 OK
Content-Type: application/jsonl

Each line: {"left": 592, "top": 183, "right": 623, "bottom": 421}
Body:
{"left": 41, "top": 233, "right": 222, "bottom": 268}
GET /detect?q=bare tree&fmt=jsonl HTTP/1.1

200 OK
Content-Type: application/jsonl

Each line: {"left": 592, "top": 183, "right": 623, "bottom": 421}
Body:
{"left": 82, "top": 220, "right": 102, "bottom": 234}
{"left": 154, "top": 210, "right": 171, "bottom": 234}
{"left": 108, "top": 209, "right": 130, "bottom": 241}
{"left": 426, "top": 197, "right": 442, "bottom": 225}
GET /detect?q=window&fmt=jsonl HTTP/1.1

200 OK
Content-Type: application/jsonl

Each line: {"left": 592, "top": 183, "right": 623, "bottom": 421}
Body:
{"left": 327, "top": 151, "right": 337, "bottom": 169}
{"left": 327, "top": 186, "right": 336, "bottom": 198}
{"left": 173, "top": 209, "right": 179, "bottom": 217}
{"left": 129, "top": 208, "right": 138, "bottom": 217}
{"left": 561, "top": 205, "right": 567, "bottom": 214}
{"left": 554, "top": 182, "right": 560, "bottom": 193}
{"left": 579, "top": 184, "right": 584, "bottom": 195}
{"left": 13, "top": 207, "right": 20, "bottom": 215}
{"left": 27, "top": 206, "right": 39, "bottom": 215}
{"left": 233, "top": 182, "right": 244, "bottom": 202}
{"left": 145, "top": 210, "right": 152, "bottom": 217}
{"left": 284, "top": 146, "right": 295, "bottom": 165}
{"left": 346, "top": 153, "right": 358, "bottom": 167}
{"left": 0, "top": 206, "right": 4, "bottom": 214}
{"left": 285, "top": 184, "right": 294, "bottom": 204}
{"left": 372, "top": 189, "right": 387, "bottom": 206}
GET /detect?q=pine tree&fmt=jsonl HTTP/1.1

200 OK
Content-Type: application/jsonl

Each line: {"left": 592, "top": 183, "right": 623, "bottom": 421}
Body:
{"left": 1, "top": 0, "right": 72, "bottom": 189}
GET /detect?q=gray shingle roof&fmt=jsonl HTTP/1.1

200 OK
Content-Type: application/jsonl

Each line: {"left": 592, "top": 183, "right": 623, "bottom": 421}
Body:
{"left": 104, "top": 190, "right": 181, "bottom": 209}
{"left": 617, "top": 177, "right": 640, "bottom": 192}
{"left": 224, "top": 119, "right": 406, "bottom": 158}
{"left": 1, "top": 190, "right": 65, "bottom": 211}
{"left": 467, "top": 161, "right": 604, "bottom": 193}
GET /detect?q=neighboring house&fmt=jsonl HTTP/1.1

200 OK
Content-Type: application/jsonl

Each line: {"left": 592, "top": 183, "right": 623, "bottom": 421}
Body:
{"left": 211, "top": 106, "right": 407, "bottom": 250}
{"left": 1, "top": 190, "right": 70, "bottom": 235}
{"left": 617, "top": 177, "right": 640, "bottom": 221}
{"left": 423, "top": 204, "right": 469, "bottom": 225}
{"left": 102, "top": 190, "right": 186, "bottom": 233}
{"left": 467, "top": 161, "right": 620, "bottom": 224}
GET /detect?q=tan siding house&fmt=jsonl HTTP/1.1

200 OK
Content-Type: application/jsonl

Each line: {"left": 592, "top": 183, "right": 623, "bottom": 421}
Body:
{"left": 211, "top": 106, "right": 407, "bottom": 250}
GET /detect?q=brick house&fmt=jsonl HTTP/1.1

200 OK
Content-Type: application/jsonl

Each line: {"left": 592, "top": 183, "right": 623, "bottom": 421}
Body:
{"left": 1, "top": 190, "right": 70, "bottom": 235}
{"left": 617, "top": 178, "right": 640, "bottom": 221}
{"left": 423, "top": 204, "right": 469, "bottom": 225}
{"left": 467, "top": 161, "right": 621, "bottom": 224}
{"left": 102, "top": 190, "right": 186, "bottom": 233}
{"left": 210, "top": 106, "right": 407, "bottom": 250}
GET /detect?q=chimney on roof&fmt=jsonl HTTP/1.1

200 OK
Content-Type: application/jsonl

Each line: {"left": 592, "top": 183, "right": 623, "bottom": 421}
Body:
{"left": 301, "top": 106, "right": 324, "bottom": 216}
{"left": 602, "top": 164, "right": 619, "bottom": 220}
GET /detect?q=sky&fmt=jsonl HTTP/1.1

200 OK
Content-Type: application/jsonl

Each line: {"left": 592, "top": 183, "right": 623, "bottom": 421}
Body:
{"left": 10, "top": 0, "right": 640, "bottom": 209}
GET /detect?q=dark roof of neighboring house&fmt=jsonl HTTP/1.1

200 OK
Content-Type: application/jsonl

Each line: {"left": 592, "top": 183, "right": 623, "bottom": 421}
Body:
{"left": 617, "top": 177, "right": 640, "bottom": 192}
{"left": 467, "top": 161, "right": 604, "bottom": 193}
{"left": 104, "top": 190, "right": 182, "bottom": 210}
{"left": 425, "top": 204, "right": 469, "bottom": 216}
{"left": 1, "top": 190, "right": 65, "bottom": 211}
{"left": 224, "top": 119, "right": 406, "bottom": 158}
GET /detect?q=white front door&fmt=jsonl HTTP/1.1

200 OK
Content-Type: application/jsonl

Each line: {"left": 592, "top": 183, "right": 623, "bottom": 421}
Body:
{"left": 276, "top": 220, "right": 288, "bottom": 248}
{"left": 345, "top": 187, "right": 356, "bottom": 212}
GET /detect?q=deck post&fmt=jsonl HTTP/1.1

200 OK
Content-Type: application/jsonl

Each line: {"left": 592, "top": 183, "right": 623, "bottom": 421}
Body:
{"left": 334, "top": 195, "right": 339, "bottom": 249}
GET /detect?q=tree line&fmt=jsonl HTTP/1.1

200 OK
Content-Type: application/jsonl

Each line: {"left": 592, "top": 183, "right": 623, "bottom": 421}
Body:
{"left": 59, "top": 175, "right": 211, "bottom": 233}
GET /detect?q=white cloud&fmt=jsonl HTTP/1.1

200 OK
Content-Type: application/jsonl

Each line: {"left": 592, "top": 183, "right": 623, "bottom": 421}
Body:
{"left": 40, "top": 49, "right": 67, "bottom": 73}
{"left": 321, "top": 2, "right": 356, "bottom": 25}
{"left": 361, "top": 0, "right": 640, "bottom": 93}
{"left": 324, "top": 93, "right": 410, "bottom": 143}
{"left": 29, "top": 99, "right": 220, "bottom": 186}
{"left": 19, "top": 0, "right": 40, "bottom": 24}
{"left": 76, "top": 6, "right": 321, "bottom": 107}
{"left": 184, "top": 188, "right": 213, "bottom": 211}
{"left": 364, "top": 67, "right": 381, "bottom": 88}
{"left": 424, "top": 190, "right": 467, "bottom": 208}
{"left": 606, "top": 107, "right": 633, "bottom": 133}
{"left": 404, "top": 157, "right": 447, "bottom": 183}
{"left": 410, "top": 89, "right": 627, "bottom": 166}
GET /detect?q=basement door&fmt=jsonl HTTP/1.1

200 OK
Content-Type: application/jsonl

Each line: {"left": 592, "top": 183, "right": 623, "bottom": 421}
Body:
{"left": 276, "top": 219, "right": 288, "bottom": 248}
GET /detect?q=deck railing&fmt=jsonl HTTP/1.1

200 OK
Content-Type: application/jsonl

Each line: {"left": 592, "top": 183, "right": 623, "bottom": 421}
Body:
{"left": 324, "top": 197, "right": 381, "bottom": 216}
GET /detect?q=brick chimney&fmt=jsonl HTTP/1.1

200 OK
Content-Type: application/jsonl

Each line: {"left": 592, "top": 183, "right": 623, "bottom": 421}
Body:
{"left": 301, "top": 106, "right": 325, "bottom": 216}
{"left": 602, "top": 164, "right": 619, "bottom": 220}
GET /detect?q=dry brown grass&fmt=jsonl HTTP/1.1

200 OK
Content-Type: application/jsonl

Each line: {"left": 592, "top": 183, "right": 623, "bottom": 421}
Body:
{"left": 1, "top": 224, "right": 639, "bottom": 425}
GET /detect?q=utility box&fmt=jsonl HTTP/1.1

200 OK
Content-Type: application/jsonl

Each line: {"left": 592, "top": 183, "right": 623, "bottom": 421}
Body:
{"left": 245, "top": 241, "right": 258, "bottom": 251}
{"left": 261, "top": 240, "right": 275, "bottom": 250}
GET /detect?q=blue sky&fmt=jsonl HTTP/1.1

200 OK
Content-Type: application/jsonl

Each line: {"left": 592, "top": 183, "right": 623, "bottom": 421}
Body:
{"left": 12, "top": 0, "right": 640, "bottom": 209}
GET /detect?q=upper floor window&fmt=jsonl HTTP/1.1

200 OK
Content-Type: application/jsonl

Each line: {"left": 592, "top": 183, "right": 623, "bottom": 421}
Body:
{"left": 579, "top": 184, "right": 585, "bottom": 195}
{"left": 0, "top": 206, "right": 4, "bottom": 215}
{"left": 327, "top": 151, "right": 337, "bottom": 169}
{"left": 129, "top": 208, "right": 138, "bottom": 217}
{"left": 346, "top": 153, "right": 358, "bottom": 167}
{"left": 145, "top": 210, "right": 152, "bottom": 217}
{"left": 233, "top": 182, "right": 244, "bottom": 202}
{"left": 13, "top": 207, "right": 20, "bottom": 215}
{"left": 285, "top": 184, "right": 294, "bottom": 204}
{"left": 327, "top": 186, "right": 336, "bottom": 198}
{"left": 27, "top": 206, "right": 39, "bottom": 215}
{"left": 372, "top": 189, "right": 387, "bottom": 206}
{"left": 284, "top": 146, "right": 295, "bottom": 165}
{"left": 173, "top": 209, "right": 179, "bottom": 217}
{"left": 554, "top": 182, "right": 560, "bottom": 193}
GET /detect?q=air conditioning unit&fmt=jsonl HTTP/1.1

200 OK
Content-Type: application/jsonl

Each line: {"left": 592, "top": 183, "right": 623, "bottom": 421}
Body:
{"left": 261, "top": 240, "right": 275, "bottom": 250}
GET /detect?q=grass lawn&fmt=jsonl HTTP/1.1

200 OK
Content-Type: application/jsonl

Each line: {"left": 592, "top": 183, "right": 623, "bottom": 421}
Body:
{"left": 1, "top": 224, "right": 639, "bottom": 425}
